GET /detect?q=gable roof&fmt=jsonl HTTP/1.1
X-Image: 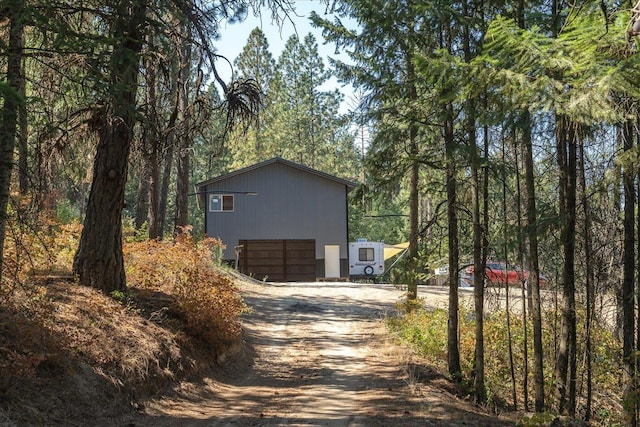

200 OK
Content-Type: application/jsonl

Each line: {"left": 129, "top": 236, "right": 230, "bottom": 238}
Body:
{"left": 196, "top": 157, "right": 358, "bottom": 190}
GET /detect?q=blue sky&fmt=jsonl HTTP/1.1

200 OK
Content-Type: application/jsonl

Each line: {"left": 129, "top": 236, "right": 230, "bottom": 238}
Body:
{"left": 213, "top": 2, "right": 356, "bottom": 112}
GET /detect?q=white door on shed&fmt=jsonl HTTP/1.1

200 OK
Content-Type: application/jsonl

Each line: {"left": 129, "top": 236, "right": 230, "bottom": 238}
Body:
{"left": 324, "top": 245, "right": 340, "bottom": 278}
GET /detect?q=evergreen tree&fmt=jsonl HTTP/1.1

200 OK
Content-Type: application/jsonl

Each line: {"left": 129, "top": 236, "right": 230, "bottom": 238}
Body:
{"left": 233, "top": 27, "right": 275, "bottom": 157}
{"left": 229, "top": 31, "right": 358, "bottom": 180}
{"left": 482, "top": 3, "right": 640, "bottom": 415}
{"left": 312, "top": 0, "right": 432, "bottom": 304}
{"left": 73, "top": 0, "right": 149, "bottom": 292}
{"left": 70, "top": 0, "right": 290, "bottom": 292}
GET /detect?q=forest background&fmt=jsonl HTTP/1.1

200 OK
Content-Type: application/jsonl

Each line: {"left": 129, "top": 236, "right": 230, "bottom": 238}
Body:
{"left": 3, "top": 0, "right": 640, "bottom": 425}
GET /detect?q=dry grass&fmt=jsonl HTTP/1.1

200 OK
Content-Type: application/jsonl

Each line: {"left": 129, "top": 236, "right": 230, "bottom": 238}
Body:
{"left": 48, "top": 282, "right": 185, "bottom": 386}
{"left": 0, "top": 270, "right": 250, "bottom": 426}
{"left": 0, "top": 218, "right": 249, "bottom": 426}
{"left": 0, "top": 280, "right": 164, "bottom": 423}
{"left": 124, "top": 234, "right": 246, "bottom": 353}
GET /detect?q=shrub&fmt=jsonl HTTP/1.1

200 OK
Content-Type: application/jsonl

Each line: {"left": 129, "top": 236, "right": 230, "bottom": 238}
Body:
{"left": 388, "top": 303, "right": 623, "bottom": 423}
{"left": 124, "top": 232, "right": 246, "bottom": 349}
{"left": 388, "top": 305, "right": 449, "bottom": 362}
{"left": 2, "top": 208, "right": 81, "bottom": 281}
{"left": 1, "top": 208, "right": 246, "bottom": 383}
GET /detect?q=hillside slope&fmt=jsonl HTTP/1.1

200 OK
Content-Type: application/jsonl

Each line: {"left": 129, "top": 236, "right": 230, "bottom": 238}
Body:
{"left": 0, "top": 275, "right": 239, "bottom": 426}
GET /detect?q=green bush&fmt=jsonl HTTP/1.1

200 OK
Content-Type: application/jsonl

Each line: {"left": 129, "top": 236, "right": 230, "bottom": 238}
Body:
{"left": 388, "top": 303, "right": 622, "bottom": 423}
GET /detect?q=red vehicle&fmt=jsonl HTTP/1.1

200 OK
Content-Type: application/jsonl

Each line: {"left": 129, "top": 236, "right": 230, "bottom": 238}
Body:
{"left": 465, "top": 262, "right": 547, "bottom": 286}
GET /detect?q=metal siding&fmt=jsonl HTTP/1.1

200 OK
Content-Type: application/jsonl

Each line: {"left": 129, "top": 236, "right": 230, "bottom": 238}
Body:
{"left": 204, "top": 162, "right": 349, "bottom": 263}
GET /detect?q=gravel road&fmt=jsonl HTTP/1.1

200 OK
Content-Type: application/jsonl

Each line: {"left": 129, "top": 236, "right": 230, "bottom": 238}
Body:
{"left": 132, "top": 281, "right": 516, "bottom": 426}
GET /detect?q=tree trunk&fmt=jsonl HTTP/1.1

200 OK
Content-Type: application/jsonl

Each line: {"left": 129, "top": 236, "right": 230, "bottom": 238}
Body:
{"left": 466, "top": 1, "right": 489, "bottom": 390}
{"left": 175, "top": 27, "right": 191, "bottom": 232}
{"left": 18, "top": 49, "right": 28, "bottom": 196}
{"left": 505, "top": 131, "right": 532, "bottom": 411}
{"left": 567, "top": 125, "right": 578, "bottom": 417}
{"left": 622, "top": 118, "right": 636, "bottom": 425}
{"left": 158, "top": 138, "right": 174, "bottom": 239}
{"left": 154, "top": 62, "right": 179, "bottom": 240}
{"left": 407, "top": 154, "right": 419, "bottom": 300}
{"left": 470, "top": 106, "right": 486, "bottom": 403}
{"left": 504, "top": 130, "right": 517, "bottom": 410}
{"left": 471, "top": 157, "right": 485, "bottom": 402}
{"left": 148, "top": 143, "right": 160, "bottom": 239}
{"left": 521, "top": 109, "right": 545, "bottom": 412}
{"left": 406, "top": 44, "right": 419, "bottom": 301}
{"left": 578, "top": 142, "right": 594, "bottom": 422}
{"left": 144, "top": 33, "right": 160, "bottom": 240}
{"left": 636, "top": 129, "right": 640, "bottom": 426}
{"left": 555, "top": 115, "right": 569, "bottom": 412}
{"left": 73, "top": 0, "right": 147, "bottom": 293}
{"left": 636, "top": 124, "right": 640, "bottom": 426}
{"left": 515, "top": 0, "right": 533, "bottom": 316}
{"left": 135, "top": 156, "right": 151, "bottom": 230}
{"left": 554, "top": 115, "right": 578, "bottom": 416}
{"left": 0, "top": 0, "right": 24, "bottom": 278}
{"left": 445, "top": 101, "right": 461, "bottom": 380}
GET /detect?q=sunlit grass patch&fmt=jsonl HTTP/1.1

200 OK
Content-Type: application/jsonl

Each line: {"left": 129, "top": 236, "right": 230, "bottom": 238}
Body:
{"left": 388, "top": 301, "right": 623, "bottom": 424}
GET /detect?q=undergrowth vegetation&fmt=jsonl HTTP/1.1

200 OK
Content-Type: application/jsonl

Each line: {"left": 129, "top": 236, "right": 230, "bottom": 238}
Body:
{"left": 0, "top": 211, "right": 247, "bottom": 404}
{"left": 388, "top": 300, "right": 622, "bottom": 425}
{"left": 0, "top": 285, "right": 66, "bottom": 396}
{"left": 124, "top": 231, "right": 246, "bottom": 349}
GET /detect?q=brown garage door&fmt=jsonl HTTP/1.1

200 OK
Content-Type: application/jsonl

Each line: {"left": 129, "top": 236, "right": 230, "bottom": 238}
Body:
{"left": 239, "top": 240, "right": 316, "bottom": 282}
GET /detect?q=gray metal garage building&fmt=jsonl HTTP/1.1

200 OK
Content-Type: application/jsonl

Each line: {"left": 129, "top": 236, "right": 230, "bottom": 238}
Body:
{"left": 195, "top": 157, "right": 356, "bottom": 281}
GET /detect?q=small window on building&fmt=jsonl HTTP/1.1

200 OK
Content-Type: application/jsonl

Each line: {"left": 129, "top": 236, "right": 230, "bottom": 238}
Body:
{"left": 359, "top": 247, "right": 374, "bottom": 262}
{"left": 209, "top": 194, "right": 234, "bottom": 212}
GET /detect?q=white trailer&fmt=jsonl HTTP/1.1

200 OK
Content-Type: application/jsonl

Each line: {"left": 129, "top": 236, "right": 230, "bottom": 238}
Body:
{"left": 349, "top": 240, "right": 385, "bottom": 278}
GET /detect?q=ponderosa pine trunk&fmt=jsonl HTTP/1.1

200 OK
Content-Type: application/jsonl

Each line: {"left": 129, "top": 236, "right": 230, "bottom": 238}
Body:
{"left": 73, "top": 0, "right": 147, "bottom": 293}
{"left": 175, "top": 25, "right": 191, "bottom": 232}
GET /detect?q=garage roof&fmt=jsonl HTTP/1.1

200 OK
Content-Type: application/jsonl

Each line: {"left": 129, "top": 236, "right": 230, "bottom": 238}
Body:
{"left": 196, "top": 157, "right": 358, "bottom": 191}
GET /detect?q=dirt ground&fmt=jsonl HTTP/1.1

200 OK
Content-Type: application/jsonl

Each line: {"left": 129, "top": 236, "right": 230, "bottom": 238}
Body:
{"left": 120, "top": 281, "right": 518, "bottom": 427}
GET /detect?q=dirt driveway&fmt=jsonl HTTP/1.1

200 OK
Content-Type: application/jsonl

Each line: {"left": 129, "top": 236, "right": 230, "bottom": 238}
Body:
{"left": 130, "top": 282, "right": 516, "bottom": 426}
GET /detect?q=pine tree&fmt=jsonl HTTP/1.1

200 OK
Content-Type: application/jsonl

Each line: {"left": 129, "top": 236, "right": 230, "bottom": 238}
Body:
{"left": 311, "top": 0, "right": 432, "bottom": 303}
{"left": 233, "top": 28, "right": 275, "bottom": 156}
{"left": 482, "top": 3, "right": 640, "bottom": 415}
{"left": 231, "top": 31, "right": 357, "bottom": 178}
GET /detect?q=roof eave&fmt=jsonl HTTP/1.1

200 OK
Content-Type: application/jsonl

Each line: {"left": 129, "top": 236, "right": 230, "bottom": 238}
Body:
{"left": 195, "top": 157, "right": 358, "bottom": 190}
